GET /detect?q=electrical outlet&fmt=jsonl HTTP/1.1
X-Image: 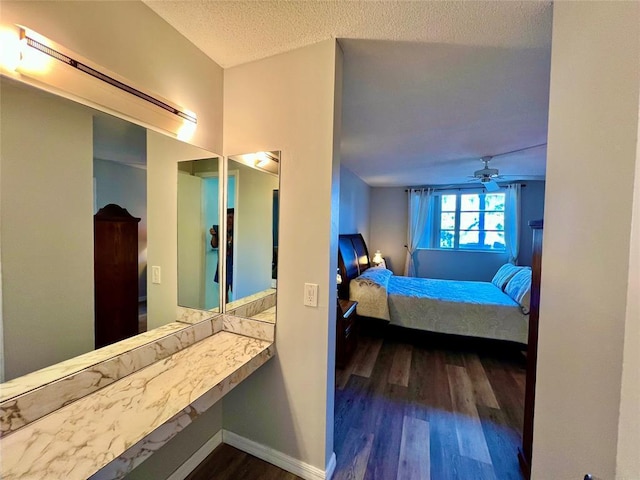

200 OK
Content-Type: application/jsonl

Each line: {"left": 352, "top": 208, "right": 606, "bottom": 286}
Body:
{"left": 152, "top": 266, "right": 161, "bottom": 284}
{"left": 304, "top": 283, "right": 318, "bottom": 307}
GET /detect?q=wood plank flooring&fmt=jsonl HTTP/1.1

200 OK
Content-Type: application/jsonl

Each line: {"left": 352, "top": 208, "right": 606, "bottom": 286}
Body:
{"left": 185, "top": 444, "right": 302, "bottom": 480}
{"left": 334, "top": 327, "right": 526, "bottom": 480}
{"left": 181, "top": 327, "right": 525, "bottom": 480}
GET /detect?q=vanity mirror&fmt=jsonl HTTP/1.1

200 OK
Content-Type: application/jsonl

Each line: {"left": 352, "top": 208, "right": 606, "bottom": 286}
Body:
{"left": 224, "top": 153, "right": 280, "bottom": 317}
{"left": 177, "top": 158, "right": 223, "bottom": 311}
{"left": 176, "top": 152, "right": 280, "bottom": 322}
{"left": 0, "top": 76, "right": 220, "bottom": 383}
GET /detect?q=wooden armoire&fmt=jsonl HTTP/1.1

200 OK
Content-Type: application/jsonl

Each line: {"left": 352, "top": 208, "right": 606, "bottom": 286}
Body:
{"left": 519, "top": 219, "right": 544, "bottom": 478}
{"left": 94, "top": 204, "right": 140, "bottom": 349}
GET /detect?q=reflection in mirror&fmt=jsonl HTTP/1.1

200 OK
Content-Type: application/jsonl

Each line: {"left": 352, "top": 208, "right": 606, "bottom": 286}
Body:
{"left": 225, "top": 152, "right": 280, "bottom": 318}
{"left": 0, "top": 76, "right": 217, "bottom": 382}
{"left": 177, "top": 158, "right": 222, "bottom": 311}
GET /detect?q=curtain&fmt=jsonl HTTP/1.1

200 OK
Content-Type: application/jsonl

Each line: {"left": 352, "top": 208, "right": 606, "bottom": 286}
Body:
{"left": 504, "top": 183, "right": 521, "bottom": 264}
{"left": 404, "top": 188, "right": 434, "bottom": 276}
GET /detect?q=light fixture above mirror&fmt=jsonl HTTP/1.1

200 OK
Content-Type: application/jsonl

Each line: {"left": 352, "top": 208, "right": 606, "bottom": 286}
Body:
{"left": 0, "top": 24, "right": 198, "bottom": 142}
{"left": 230, "top": 151, "right": 280, "bottom": 176}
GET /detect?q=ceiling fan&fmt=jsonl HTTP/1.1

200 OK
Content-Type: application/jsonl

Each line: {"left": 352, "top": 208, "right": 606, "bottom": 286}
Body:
{"left": 467, "top": 143, "right": 547, "bottom": 192}
{"left": 472, "top": 156, "right": 502, "bottom": 192}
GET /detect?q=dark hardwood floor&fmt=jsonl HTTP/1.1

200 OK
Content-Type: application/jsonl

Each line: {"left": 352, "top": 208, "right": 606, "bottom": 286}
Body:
{"left": 185, "top": 444, "right": 302, "bottom": 480}
{"left": 182, "top": 326, "right": 525, "bottom": 480}
{"left": 334, "top": 326, "right": 526, "bottom": 480}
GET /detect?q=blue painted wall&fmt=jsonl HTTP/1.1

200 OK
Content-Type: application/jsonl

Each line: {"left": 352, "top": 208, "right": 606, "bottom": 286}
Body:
{"left": 339, "top": 165, "right": 371, "bottom": 243}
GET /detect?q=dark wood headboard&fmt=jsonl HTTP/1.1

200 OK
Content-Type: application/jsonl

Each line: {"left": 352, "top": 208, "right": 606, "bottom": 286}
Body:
{"left": 337, "top": 233, "right": 371, "bottom": 299}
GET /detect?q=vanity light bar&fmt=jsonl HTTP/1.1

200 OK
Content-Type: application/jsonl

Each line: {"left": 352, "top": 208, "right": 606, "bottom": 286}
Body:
{"left": 264, "top": 152, "right": 279, "bottom": 162}
{"left": 21, "top": 30, "right": 197, "bottom": 124}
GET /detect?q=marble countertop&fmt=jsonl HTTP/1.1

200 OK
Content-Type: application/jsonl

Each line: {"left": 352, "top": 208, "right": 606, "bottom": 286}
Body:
{"left": 0, "top": 321, "right": 193, "bottom": 403}
{"left": 226, "top": 288, "right": 275, "bottom": 311}
{"left": 0, "top": 318, "right": 222, "bottom": 436}
{"left": 251, "top": 306, "right": 276, "bottom": 323}
{"left": 0, "top": 331, "right": 274, "bottom": 480}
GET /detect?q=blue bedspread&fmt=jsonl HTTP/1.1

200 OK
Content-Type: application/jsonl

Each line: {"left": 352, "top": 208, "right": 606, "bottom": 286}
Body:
{"left": 385, "top": 275, "right": 527, "bottom": 343}
{"left": 387, "top": 277, "right": 520, "bottom": 307}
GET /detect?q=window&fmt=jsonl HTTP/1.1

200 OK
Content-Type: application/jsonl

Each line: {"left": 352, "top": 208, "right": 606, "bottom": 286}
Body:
{"left": 428, "top": 191, "right": 506, "bottom": 251}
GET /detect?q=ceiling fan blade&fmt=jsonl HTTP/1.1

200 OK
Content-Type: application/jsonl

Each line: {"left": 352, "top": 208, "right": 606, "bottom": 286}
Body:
{"left": 483, "top": 179, "right": 501, "bottom": 192}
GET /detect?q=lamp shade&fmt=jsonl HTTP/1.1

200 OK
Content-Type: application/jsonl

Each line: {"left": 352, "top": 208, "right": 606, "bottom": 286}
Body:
{"left": 372, "top": 250, "right": 383, "bottom": 265}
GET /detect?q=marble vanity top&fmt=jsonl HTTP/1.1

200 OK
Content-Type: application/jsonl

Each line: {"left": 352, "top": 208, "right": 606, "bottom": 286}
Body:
{"left": 251, "top": 305, "right": 276, "bottom": 323}
{"left": 0, "top": 328, "right": 274, "bottom": 480}
{"left": 226, "top": 288, "right": 276, "bottom": 319}
{"left": 0, "top": 317, "right": 221, "bottom": 436}
{"left": 0, "top": 321, "right": 194, "bottom": 403}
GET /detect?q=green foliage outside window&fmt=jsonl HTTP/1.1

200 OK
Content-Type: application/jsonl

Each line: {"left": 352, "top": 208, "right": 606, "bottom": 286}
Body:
{"left": 435, "top": 192, "right": 505, "bottom": 251}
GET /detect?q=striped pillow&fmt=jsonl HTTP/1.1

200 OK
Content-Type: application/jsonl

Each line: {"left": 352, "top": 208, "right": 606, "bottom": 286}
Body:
{"left": 491, "top": 263, "right": 523, "bottom": 290}
{"left": 504, "top": 268, "right": 532, "bottom": 314}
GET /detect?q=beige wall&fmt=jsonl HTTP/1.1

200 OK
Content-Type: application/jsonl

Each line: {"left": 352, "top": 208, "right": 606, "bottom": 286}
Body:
{"left": 616, "top": 96, "right": 640, "bottom": 479}
{"left": 222, "top": 39, "right": 342, "bottom": 471}
{"left": 1, "top": 81, "right": 95, "bottom": 380}
{"left": 533, "top": 2, "right": 640, "bottom": 479}
{"left": 177, "top": 172, "right": 205, "bottom": 308}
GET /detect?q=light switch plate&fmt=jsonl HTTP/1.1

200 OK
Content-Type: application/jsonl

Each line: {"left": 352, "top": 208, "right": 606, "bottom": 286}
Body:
{"left": 152, "top": 266, "right": 161, "bottom": 284}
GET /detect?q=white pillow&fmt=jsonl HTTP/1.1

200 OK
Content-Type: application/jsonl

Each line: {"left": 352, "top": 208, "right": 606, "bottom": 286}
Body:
{"left": 491, "top": 263, "right": 523, "bottom": 290}
{"left": 504, "top": 268, "right": 532, "bottom": 314}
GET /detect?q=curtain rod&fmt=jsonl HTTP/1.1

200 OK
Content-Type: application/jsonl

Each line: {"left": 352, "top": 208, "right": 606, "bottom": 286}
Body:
{"left": 405, "top": 182, "right": 527, "bottom": 192}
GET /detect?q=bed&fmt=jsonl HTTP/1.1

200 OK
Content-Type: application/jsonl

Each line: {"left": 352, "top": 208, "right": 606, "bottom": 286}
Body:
{"left": 338, "top": 233, "right": 530, "bottom": 344}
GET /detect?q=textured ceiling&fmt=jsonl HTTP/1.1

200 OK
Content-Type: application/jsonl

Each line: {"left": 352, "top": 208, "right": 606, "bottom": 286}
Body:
{"left": 340, "top": 39, "right": 551, "bottom": 186}
{"left": 143, "top": 0, "right": 553, "bottom": 186}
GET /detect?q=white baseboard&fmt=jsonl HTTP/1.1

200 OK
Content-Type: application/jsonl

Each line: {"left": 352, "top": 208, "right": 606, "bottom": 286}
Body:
{"left": 166, "top": 430, "right": 223, "bottom": 480}
{"left": 223, "top": 430, "right": 336, "bottom": 480}
{"left": 325, "top": 452, "right": 336, "bottom": 480}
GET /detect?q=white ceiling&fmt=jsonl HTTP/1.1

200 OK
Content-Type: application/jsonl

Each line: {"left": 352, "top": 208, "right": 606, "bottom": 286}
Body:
{"left": 143, "top": 0, "right": 553, "bottom": 187}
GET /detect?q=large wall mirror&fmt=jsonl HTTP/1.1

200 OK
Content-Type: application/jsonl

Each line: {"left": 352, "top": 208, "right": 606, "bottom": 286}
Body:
{"left": 177, "top": 158, "right": 223, "bottom": 311}
{"left": 226, "top": 152, "right": 280, "bottom": 314}
{"left": 176, "top": 152, "right": 280, "bottom": 321}
{"left": 0, "top": 76, "right": 219, "bottom": 382}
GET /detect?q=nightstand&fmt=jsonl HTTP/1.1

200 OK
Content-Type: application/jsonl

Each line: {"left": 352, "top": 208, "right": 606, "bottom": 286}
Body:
{"left": 336, "top": 299, "right": 358, "bottom": 368}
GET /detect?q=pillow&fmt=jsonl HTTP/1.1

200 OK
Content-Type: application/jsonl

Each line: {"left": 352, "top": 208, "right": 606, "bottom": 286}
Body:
{"left": 504, "top": 268, "right": 532, "bottom": 314}
{"left": 353, "top": 267, "right": 393, "bottom": 289}
{"left": 491, "top": 263, "right": 523, "bottom": 290}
